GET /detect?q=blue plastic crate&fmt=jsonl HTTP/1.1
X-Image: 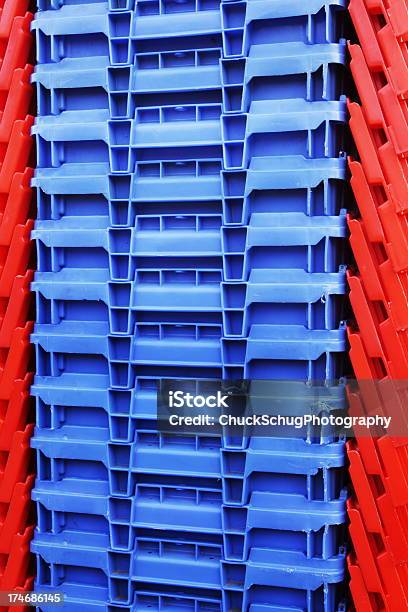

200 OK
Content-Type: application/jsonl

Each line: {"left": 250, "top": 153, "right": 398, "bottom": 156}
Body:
{"left": 33, "top": 5, "right": 135, "bottom": 66}
{"left": 33, "top": 427, "right": 345, "bottom": 499}
{"left": 35, "top": 50, "right": 223, "bottom": 118}
{"left": 32, "top": 266, "right": 346, "bottom": 336}
{"left": 130, "top": 592, "right": 223, "bottom": 612}
{"left": 37, "top": 0, "right": 137, "bottom": 10}
{"left": 51, "top": 102, "right": 344, "bottom": 170}
{"left": 34, "top": 0, "right": 346, "bottom": 65}
{"left": 33, "top": 533, "right": 345, "bottom": 606}
{"left": 31, "top": 317, "right": 346, "bottom": 387}
{"left": 220, "top": 437, "right": 345, "bottom": 505}
{"left": 31, "top": 372, "right": 347, "bottom": 447}
{"left": 33, "top": 479, "right": 346, "bottom": 558}
{"left": 33, "top": 41, "right": 345, "bottom": 118}
{"left": 32, "top": 212, "right": 346, "bottom": 281}
{"left": 34, "top": 268, "right": 223, "bottom": 331}
{"left": 32, "top": 377, "right": 138, "bottom": 443}
{"left": 37, "top": 591, "right": 221, "bottom": 612}
{"left": 37, "top": 0, "right": 111, "bottom": 10}
{"left": 221, "top": 490, "right": 346, "bottom": 562}
{"left": 222, "top": 324, "right": 346, "bottom": 379}
{"left": 37, "top": 592, "right": 221, "bottom": 612}
{"left": 33, "top": 100, "right": 346, "bottom": 173}
{"left": 33, "top": 156, "right": 347, "bottom": 228}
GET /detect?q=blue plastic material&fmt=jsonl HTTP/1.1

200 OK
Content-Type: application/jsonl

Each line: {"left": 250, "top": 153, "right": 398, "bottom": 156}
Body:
{"left": 32, "top": 0, "right": 349, "bottom": 606}
{"left": 33, "top": 156, "right": 347, "bottom": 227}
{"left": 32, "top": 212, "right": 346, "bottom": 281}
{"left": 221, "top": 548, "right": 346, "bottom": 610}
{"left": 33, "top": 482, "right": 346, "bottom": 556}
{"left": 31, "top": 318, "right": 346, "bottom": 387}
{"left": 33, "top": 429, "right": 345, "bottom": 498}
{"left": 221, "top": 42, "right": 346, "bottom": 112}
{"left": 33, "top": 0, "right": 346, "bottom": 60}
{"left": 33, "top": 41, "right": 346, "bottom": 118}
{"left": 33, "top": 267, "right": 346, "bottom": 335}
{"left": 222, "top": 156, "right": 347, "bottom": 224}
{"left": 31, "top": 372, "right": 346, "bottom": 445}
{"left": 221, "top": 0, "right": 346, "bottom": 57}
{"left": 222, "top": 99, "right": 347, "bottom": 169}
{"left": 33, "top": 100, "right": 346, "bottom": 172}
{"left": 33, "top": 531, "right": 345, "bottom": 606}
{"left": 36, "top": 591, "right": 223, "bottom": 612}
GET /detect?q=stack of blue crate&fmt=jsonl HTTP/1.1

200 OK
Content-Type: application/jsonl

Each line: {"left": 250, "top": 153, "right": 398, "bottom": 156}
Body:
{"left": 30, "top": 0, "right": 349, "bottom": 609}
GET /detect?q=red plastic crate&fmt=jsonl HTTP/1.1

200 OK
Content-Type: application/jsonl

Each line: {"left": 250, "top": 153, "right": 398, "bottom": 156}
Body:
{"left": 348, "top": 441, "right": 408, "bottom": 561}
{"left": 349, "top": 99, "right": 408, "bottom": 208}
{"left": 348, "top": 499, "right": 408, "bottom": 609}
{"left": 348, "top": 554, "right": 379, "bottom": 612}
{"left": 0, "top": 475, "right": 33, "bottom": 555}
{"left": 0, "top": 324, "right": 33, "bottom": 399}
{"left": 0, "top": 14, "right": 32, "bottom": 93}
{"left": 0, "top": 375, "right": 32, "bottom": 452}
{"left": 0, "top": 116, "right": 34, "bottom": 192}
{"left": 0, "top": 425, "right": 33, "bottom": 504}
{"left": 0, "top": 271, "right": 33, "bottom": 347}
{"left": 348, "top": 0, "right": 408, "bottom": 609}
{"left": 0, "top": 0, "right": 35, "bottom": 600}
{"left": 362, "top": 0, "right": 408, "bottom": 42}
{"left": 0, "top": 526, "right": 34, "bottom": 592}
{"left": 349, "top": 157, "right": 408, "bottom": 275}
{"left": 0, "top": 169, "right": 34, "bottom": 246}
{"left": 348, "top": 215, "right": 408, "bottom": 330}
{"left": 348, "top": 270, "right": 408, "bottom": 372}
{"left": 0, "top": 2, "right": 33, "bottom": 39}
{"left": 349, "top": 0, "right": 408, "bottom": 97}
{"left": 0, "top": 221, "right": 33, "bottom": 297}
{"left": 349, "top": 42, "right": 408, "bottom": 159}
{"left": 387, "top": 0, "right": 408, "bottom": 41}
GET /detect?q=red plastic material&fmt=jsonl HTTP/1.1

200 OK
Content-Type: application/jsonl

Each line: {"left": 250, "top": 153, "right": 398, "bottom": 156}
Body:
{"left": 349, "top": 217, "right": 408, "bottom": 328}
{"left": 0, "top": 376, "right": 32, "bottom": 452}
{"left": 348, "top": 505, "right": 408, "bottom": 610}
{"left": 0, "top": 2, "right": 33, "bottom": 40}
{"left": 348, "top": 0, "right": 408, "bottom": 608}
{"left": 387, "top": 0, "right": 408, "bottom": 41}
{"left": 348, "top": 270, "right": 408, "bottom": 375}
{"left": 348, "top": 555, "right": 378, "bottom": 612}
{"left": 349, "top": 43, "right": 408, "bottom": 158}
{"left": 350, "top": 0, "right": 408, "bottom": 97}
{"left": 0, "top": 476, "right": 33, "bottom": 554}
{"left": 0, "top": 1, "right": 35, "bottom": 601}
{"left": 348, "top": 436, "right": 408, "bottom": 534}
{"left": 349, "top": 156, "right": 408, "bottom": 274}
{"left": 361, "top": 0, "right": 408, "bottom": 41}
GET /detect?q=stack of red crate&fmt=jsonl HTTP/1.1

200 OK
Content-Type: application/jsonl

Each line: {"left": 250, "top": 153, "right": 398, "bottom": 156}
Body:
{"left": 0, "top": 0, "right": 35, "bottom": 605}
{"left": 348, "top": 0, "right": 408, "bottom": 609}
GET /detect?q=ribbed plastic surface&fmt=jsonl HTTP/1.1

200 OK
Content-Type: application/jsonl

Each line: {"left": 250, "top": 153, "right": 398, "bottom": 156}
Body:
{"left": 31, "top": 0, "right": 349, "bottom": 609}
{"left": 347, "top": 0, "right": 408, "bottom": 610}
{"left": 0, "top": 0, "right": 36, "bottom": 602}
